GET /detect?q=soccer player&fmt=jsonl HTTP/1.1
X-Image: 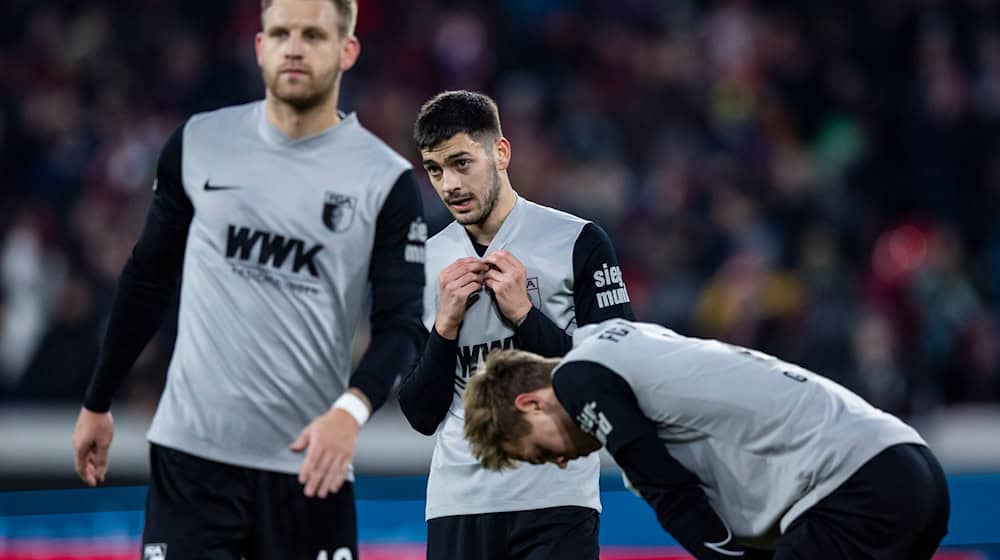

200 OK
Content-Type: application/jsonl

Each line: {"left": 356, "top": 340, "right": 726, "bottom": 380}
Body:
{"left": 464, "top": 319, "right": 951, "bottom": 560}
{"left": 397, "top": 90, "right": 635, "bottom": 559}
{"left": 70, "top": 1, "right": 426, "bottom": 557}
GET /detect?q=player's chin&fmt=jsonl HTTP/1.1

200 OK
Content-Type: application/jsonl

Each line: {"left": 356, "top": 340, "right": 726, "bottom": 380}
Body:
{"left": 453, "top": 210, "right": 482, "bottom": 225}
{"left": 274, "top": 87, "right": 320, "bottom": 107}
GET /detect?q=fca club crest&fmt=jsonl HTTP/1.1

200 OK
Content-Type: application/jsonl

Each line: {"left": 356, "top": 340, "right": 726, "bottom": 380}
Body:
{"left": 526, "top": 276, "right": 541, "bottom": 309}
{"left": 323, "top": 192, "right": 357, "bottom": 233}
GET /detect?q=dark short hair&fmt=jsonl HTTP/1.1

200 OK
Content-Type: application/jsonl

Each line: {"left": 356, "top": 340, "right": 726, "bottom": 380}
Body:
{"left": 413, "top": 90, "right": 502, "bottom": 151}
{"left": 261, "top": 0, "right": 357, "bottom": 39}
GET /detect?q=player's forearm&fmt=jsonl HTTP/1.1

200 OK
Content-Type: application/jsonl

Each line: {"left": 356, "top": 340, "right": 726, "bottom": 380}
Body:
{"left": 397, "top": 327, "right": 457, "bottom": 435}
{"left": 349, "top": 307, "right": 424, "bottom": 413}
{"left": 615, "top": 441, "right": 747, "bottom": 559}
{"left": 513, "top": 307, "right": 572, "bottom": 357}
{"left": 660, "top": 499, "right": 749, "bottom": 559}
{"left": 84, "top": 237, "right": 184, "bottom": 411}
{"left": 84, "top": 125, "right": 190, "bottom": 413}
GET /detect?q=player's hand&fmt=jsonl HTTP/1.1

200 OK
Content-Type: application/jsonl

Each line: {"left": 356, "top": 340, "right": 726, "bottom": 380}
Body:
{"left": 289, "top": 405, "right": 363, "bottom": 498}
{"left": 482, "top": 250, "right": 532, "bottom": 324}
{"left": 435, "top": 257, "right": 489, "bottom": 339}
{"left": 72, "top": 407, "right": 114, "bottom": 487}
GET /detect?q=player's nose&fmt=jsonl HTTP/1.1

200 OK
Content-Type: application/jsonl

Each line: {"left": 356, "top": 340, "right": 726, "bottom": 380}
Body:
{"left": 441, "top": 170, "right": 463, "bottom": 193}
{"left": 283, "top": 34, "right": 307, "bottom": 57}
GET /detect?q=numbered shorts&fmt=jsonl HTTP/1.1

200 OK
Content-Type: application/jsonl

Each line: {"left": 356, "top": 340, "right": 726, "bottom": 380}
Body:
{"left": 142, "top": 443, "right": 357, "bottom": 560}
{"left": 427, "top": 506, "right": 600, "bottom": 560}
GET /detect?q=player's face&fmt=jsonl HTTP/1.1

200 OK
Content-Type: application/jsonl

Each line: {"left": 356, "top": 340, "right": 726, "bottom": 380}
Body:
{"left": 505, "top": 393, "right": 602, "bottom": 469}
{"left": 256, "top": 0, "right": 358, "bottom": 110}
{"left": 421, "top": 133, "right": 505, "bottom": 227}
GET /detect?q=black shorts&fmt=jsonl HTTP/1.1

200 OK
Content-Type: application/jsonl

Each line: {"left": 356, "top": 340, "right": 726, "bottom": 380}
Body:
{"left": 142, "top": 443, "right": 357, "bottom": 560}
{"left": 426, "top": 506, "right": 599, "bottom": 560}
{"left": 773, "top": 443, "right": 950, "bottom": 560}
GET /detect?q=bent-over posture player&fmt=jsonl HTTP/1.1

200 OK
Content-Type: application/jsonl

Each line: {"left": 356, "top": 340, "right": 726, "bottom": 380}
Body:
{"left": 465, "top": 319, "right": 950, "bottom": 560}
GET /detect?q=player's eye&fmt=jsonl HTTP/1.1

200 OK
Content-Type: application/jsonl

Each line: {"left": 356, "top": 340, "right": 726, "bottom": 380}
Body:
{"left": 425, "top": 166, "right": 442, "bottom": 178}
{"left": 455, "top": 159, "right": 471, "bottom": 169}
{"left": 270, "top": 29, "right": 289, "bottom": 39}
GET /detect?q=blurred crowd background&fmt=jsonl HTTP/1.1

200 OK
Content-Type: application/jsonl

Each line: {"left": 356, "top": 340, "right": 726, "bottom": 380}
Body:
{"left": 2, "top": 0, "right": 1000, "bottom": 420}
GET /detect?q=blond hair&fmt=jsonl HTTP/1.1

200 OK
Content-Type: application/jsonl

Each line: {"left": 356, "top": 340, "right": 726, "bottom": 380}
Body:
{"left": 463, "top": 350, "right": 558, "bottom": 471}
{"left": 261, "top": 0, "right": 357, "bottom": 39}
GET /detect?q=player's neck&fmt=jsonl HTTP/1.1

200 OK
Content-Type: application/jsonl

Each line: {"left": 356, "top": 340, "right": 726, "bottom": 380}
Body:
{"left": 265, "top": 90, "right": 341, "bottom": 140}
{"left": 465, "top": 179, "right": 516, "bottom": 246}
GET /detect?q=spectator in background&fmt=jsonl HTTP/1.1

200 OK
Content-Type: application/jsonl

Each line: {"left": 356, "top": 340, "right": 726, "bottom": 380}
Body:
{"left": 1, "top": 0, "right": 999, "bottom": 415}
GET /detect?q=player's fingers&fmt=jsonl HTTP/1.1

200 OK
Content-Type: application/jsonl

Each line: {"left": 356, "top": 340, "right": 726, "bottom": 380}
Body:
{"left": 305, "top": 450, "right": 333, "bottom": 497}
{"left": 91, "top": 448, "right": 109, "bottom": 484}
{"left": 454, "top": 281, "right": 483, "bottom": 299}
{"left": 454, "top": 271, "right": 486, "bottom": 287}
{"left": 298, "top": 444, "right": 319, "bottom": 485}
{"left": 484, "top": 250, "right": 515, "bottom": 269}
{"left": 78, "top": 447, "right": 99, "bottom": 486}
{"left": 92, "top": 445, "right": 109, "bottom": 469}
{"left": 79, "top": 459, "right": 95, "bottom": 487}
{"left": 481, "top": 253, "right": 504, "bottom": 271}
{"left": 495, "top": 251, "right": 525, "bottom": 275}
{"left": 445, "top": 274, "right": 483, "bottom": 296}
{"left": 86, "top": 458, "right": 102, "bottom": 486}
{"left": 441, "top": 259, "right": 486, "bottom": 282}
{"left": 483, "top": 269, "right": 507, "bottom": 284}
{"left": 326, "top": 456, "right": 350, "bottom": 496}
{"left": 447, "top": 257, "right": 481, "bottom": 269}
{"left": 73, "top": 441, "right": 91, "bottom": 481}
{"left": 316, "top": 456, "right": 346, "bottom": 498}
{"left": 289, "top": 429, "right": 309, "bottom": 453}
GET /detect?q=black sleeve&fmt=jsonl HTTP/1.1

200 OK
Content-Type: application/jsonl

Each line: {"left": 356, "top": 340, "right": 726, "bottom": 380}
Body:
{"left": 553, "top": 361, "right": 748, "bottom": 560}
{"left": 511, "top": 306, "right": 572, "bottom": 357}
{"left": 349, "top": 169, "right": 426, "bottom": 413}
{"left": 572, "top": 222, "right": 635, "bottom": 325}
{"left": 83, "top": 124, "right": 193, "bottom": 412}
{"left": 397, "top": 326, "right": 458, "bottom": 435}
{"left": 513, "top": 223, "right": 633, "bottom": 357}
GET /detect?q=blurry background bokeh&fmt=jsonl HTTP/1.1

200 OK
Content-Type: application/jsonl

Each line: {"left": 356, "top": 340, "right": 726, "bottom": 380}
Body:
{"left": 2, "top": 0, "right": 1000, "bottom": 482}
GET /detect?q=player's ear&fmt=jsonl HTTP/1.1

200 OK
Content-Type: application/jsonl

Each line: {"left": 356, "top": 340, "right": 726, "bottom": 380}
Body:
{"left": 494, "top": 137, "right": 511, "bottom": 172}
{"left": 514, "top": 391, "right": 541, "bottom": 413}
{"left": 339, "top": 36, "right": 360, "bottom": 72}
{"left": 255, "top": 32, "right": 265, "bottom": 67}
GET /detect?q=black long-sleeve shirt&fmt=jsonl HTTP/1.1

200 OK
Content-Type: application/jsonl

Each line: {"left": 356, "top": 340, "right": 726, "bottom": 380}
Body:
{"left": 553, "top": 360, "right": 751, "bottom": 559}
{"left": 84, "top": 114, "right": 425, "bottom": 421}
{"left": 399, "top": 221, "right": 634, "bottom": 435}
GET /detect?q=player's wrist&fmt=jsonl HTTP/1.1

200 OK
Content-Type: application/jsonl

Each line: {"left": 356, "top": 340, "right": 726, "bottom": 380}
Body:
{"left": 434, "top": 318, "right": 461, "bottom": 340}
{"left": 331, "top": 392, "right": 370, "bottom": 427}
{"left": 509, "top": 303, "right": 532, "bottom": 326}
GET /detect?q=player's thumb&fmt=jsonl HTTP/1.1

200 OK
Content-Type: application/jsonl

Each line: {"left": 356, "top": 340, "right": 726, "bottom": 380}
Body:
{"left": 289, "top": 429, "right": 310, "bottom": 452}
{"left": 73, "top": 439, "right": 91, "bottom": 476}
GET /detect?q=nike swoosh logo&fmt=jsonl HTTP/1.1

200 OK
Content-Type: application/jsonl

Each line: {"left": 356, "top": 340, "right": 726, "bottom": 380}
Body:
{"left": 705, "top": 520, "right": 745, "bottom": 557}
{"left": 203, "top": 181, "right": 241, "bottom": 192}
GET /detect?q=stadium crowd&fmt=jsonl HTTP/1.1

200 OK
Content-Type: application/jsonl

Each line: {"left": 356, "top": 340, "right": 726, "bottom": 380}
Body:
{"left": 1, "top": 0, "right": 999, "bottom": 418}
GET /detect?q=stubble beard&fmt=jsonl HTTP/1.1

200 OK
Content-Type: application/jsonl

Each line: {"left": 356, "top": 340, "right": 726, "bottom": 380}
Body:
{"left": 457, "top": 168, "right": 502, "bottom": 227}
{"left": 267, "top": 64, "right": 340, "bottom": 112}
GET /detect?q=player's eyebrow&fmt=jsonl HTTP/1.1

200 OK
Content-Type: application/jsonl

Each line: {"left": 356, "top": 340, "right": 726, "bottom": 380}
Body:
{"left": 422, "top": 151, "right": 474, "bottom": 168}
{"left": 443, "top": 151, "right": 473, "bottom": 162}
